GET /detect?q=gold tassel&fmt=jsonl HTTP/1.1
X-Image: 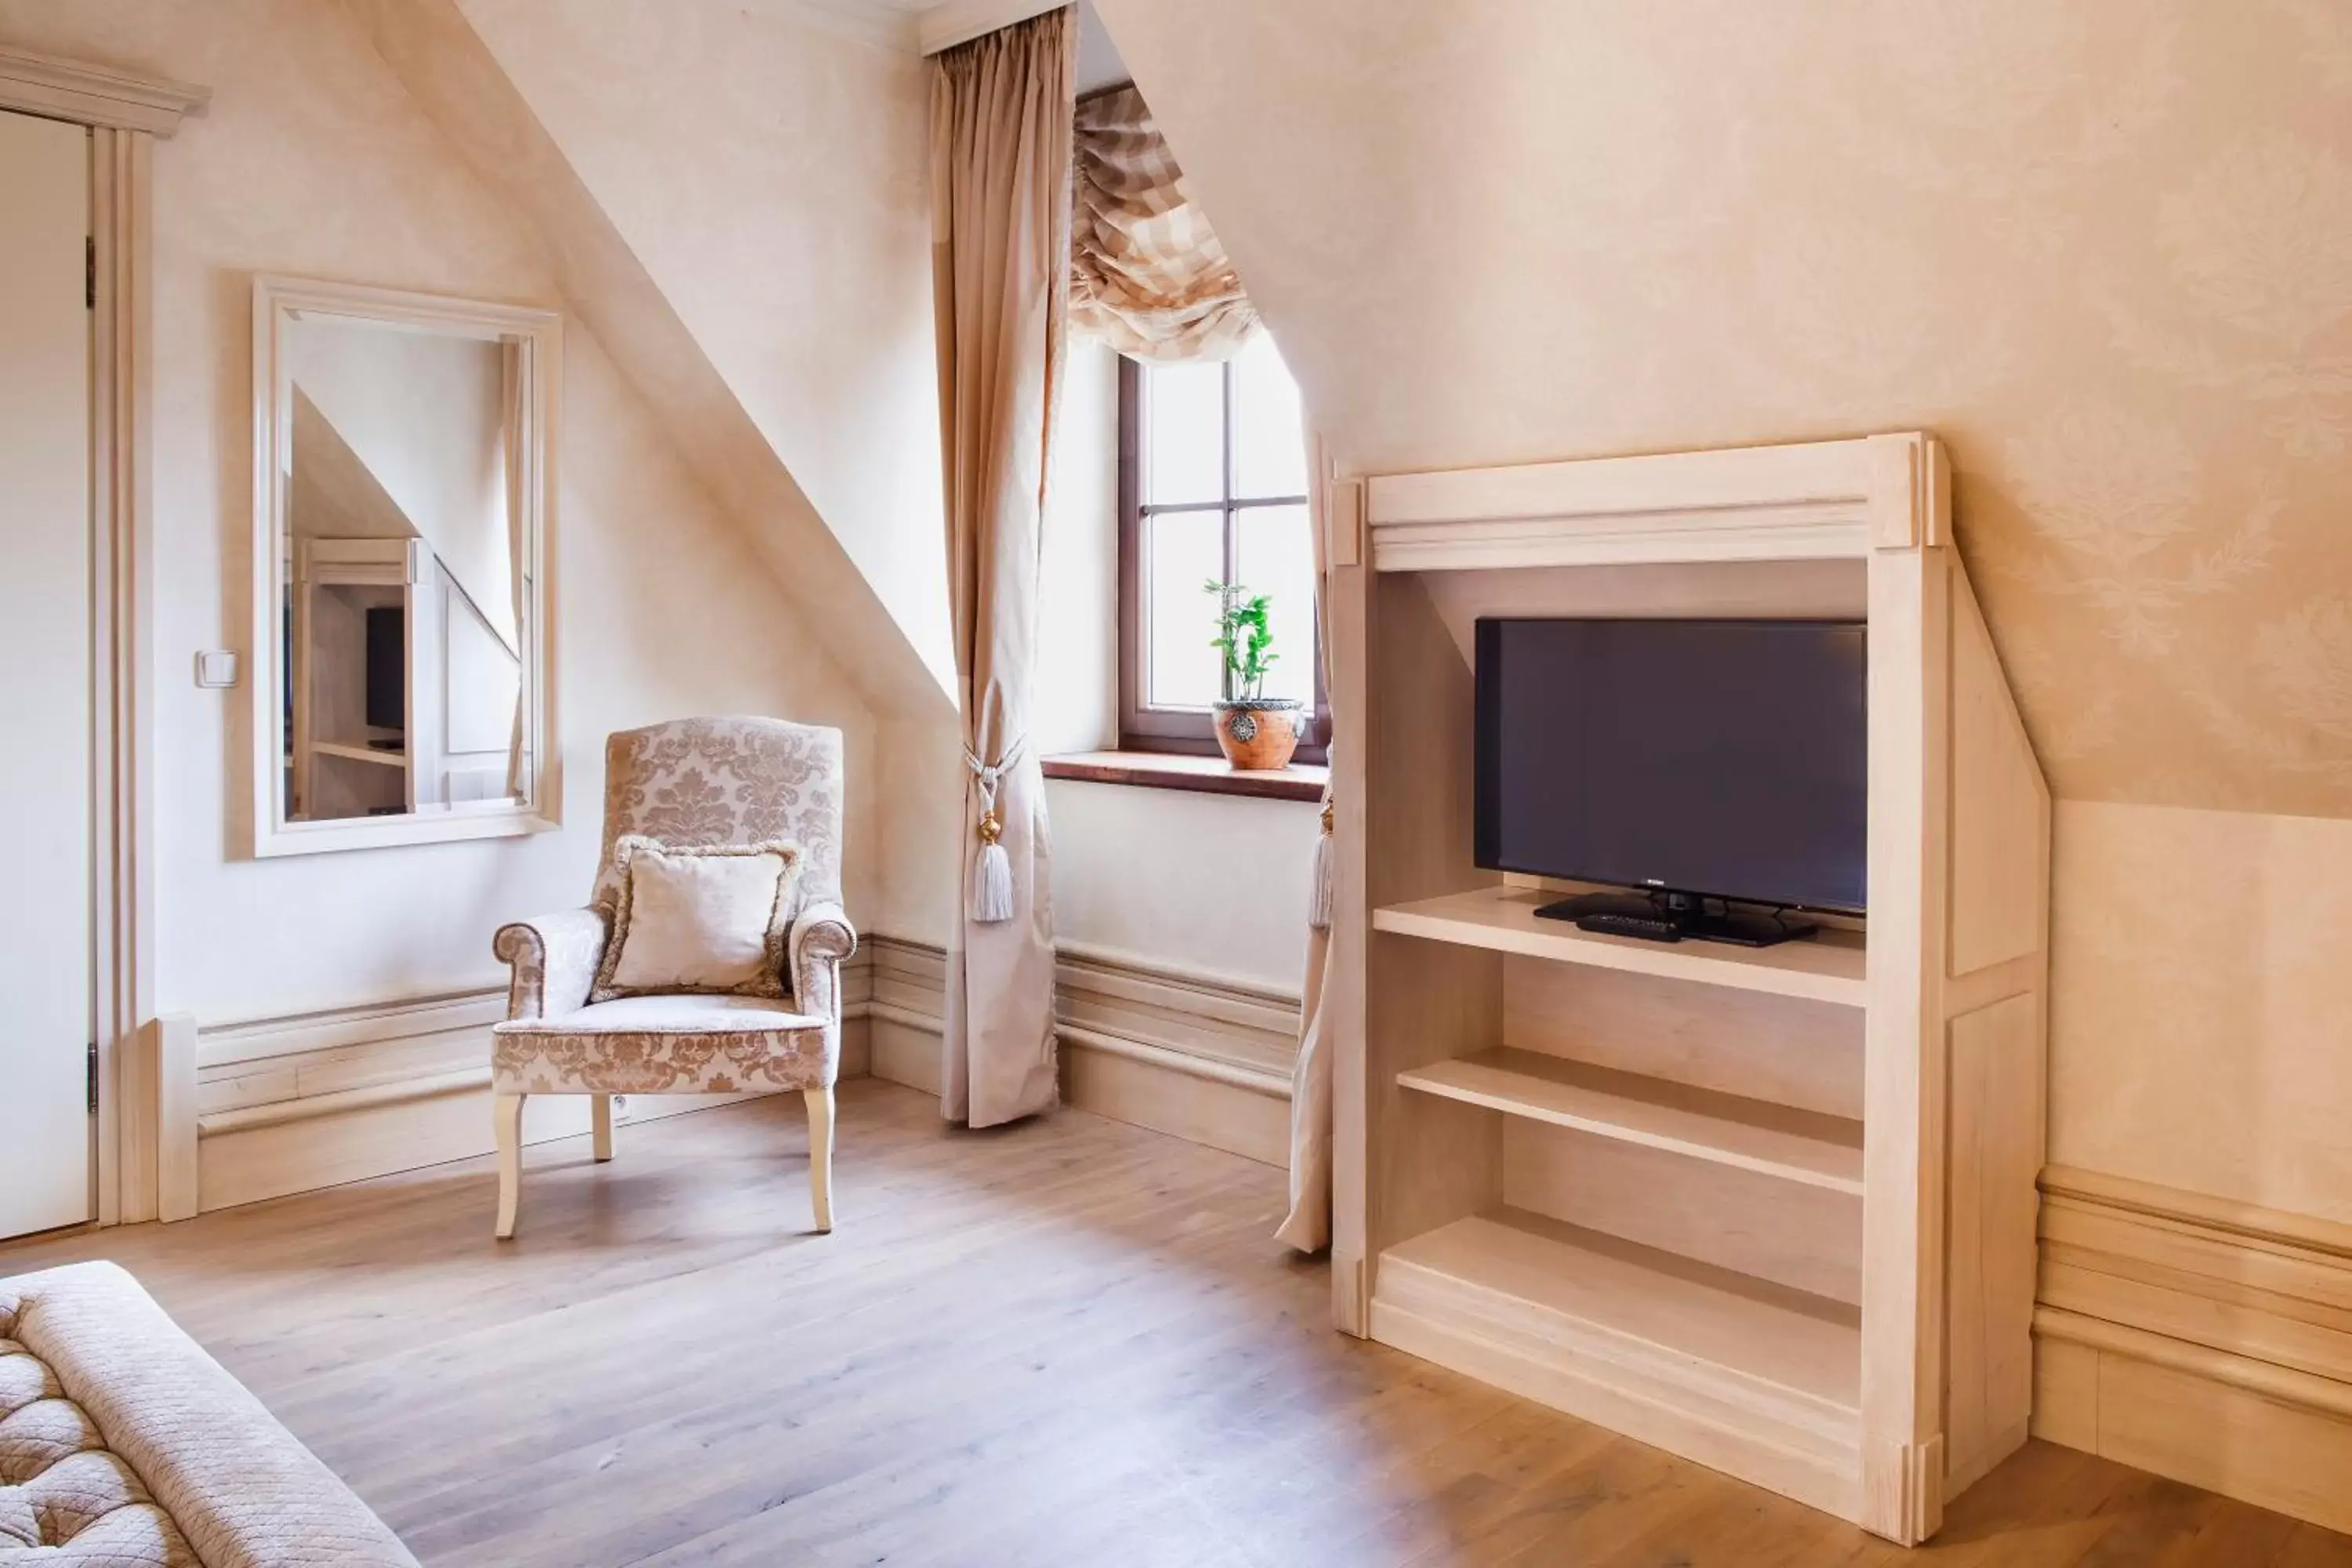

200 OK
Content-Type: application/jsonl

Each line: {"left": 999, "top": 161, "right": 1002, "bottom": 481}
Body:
{"left": 1308, "top": 796, "right": 1334, "bottom": 932}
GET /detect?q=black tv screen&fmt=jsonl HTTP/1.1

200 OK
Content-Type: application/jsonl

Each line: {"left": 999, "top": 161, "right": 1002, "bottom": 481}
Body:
{"left": 1474, "top": 619, "right": 1867, "bottom": 914}
{"left": 365, "top": 605, "right": 405, "bottom": 731}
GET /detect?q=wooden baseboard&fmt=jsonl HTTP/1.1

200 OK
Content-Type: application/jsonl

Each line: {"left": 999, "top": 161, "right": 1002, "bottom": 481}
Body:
{"left": 858, "top": 935, "right": 1298, "bottom": 1165}
{"left": 151, "top": 936, "right": 1301, "bottom": 1215}
{"left": 183, "top": 983, "right": 786, "bottom": 1214}
{"left": 2031, "top": 1163, "right": 2352, "bottom": 1534}
{"left": 1370, "top": 1295, "right": 1862, "bottom": 1524}
{"left": 866, "top": 935, "right": 947, "bottom": 1095}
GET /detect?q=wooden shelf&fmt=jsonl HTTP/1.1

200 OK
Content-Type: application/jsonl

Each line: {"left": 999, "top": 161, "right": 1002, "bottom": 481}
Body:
{"left": 1041, "top": 750, "right": 1327, "bottom": 803}
{"left": 310, "top": 740, "right": 405, "bottom": 768}
{"left": 1373, "top": 886, "right": 1867, "bottom": 1006}
{"left": 1381, "top": 1208, "right": 1860, "bottom": 1410}
{"left": 1374, "top": 1210, "right": 1862, "bottom": 1515}
{"left": 1377, "top": 1206, "right": 1864, "bottom": 1504}
{"left": 1398, "top": 1050, "right": 1864, "bottom": 1193}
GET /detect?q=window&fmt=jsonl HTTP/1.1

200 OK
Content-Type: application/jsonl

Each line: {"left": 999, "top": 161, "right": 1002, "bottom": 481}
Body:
{"left": 1118, "top": 334, "right": 1326, "bottom": 762}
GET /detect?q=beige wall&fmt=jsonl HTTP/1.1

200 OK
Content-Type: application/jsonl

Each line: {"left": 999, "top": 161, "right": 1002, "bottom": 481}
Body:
{"left": 438, "top": 0, "right": 967, "bottom": 943}
{"left": 1094, "top": 0, "right": 2352, "bottom": 1212}
{"left": 0, "top": 0, "right": 877, "bottom": 1020}
{"left": 455, "top": 0, "right": 955, "bottom": 699}
{"left": 2051, "top": 800, "right": 2352, "bottom": 1225}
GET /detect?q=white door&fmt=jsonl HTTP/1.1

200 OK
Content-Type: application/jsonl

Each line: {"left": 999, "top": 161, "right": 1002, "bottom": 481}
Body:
{"left": 0, "top": 110, "right": 93, "bottom": 1239}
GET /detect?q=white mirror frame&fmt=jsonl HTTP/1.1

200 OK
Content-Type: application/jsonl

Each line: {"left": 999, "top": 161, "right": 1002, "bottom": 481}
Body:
{"left": 249, "top": 274, "right": 560, "bottom": 856}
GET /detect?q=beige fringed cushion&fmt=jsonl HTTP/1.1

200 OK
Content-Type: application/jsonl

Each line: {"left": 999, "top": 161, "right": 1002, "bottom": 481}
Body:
{"left": 591, "top": 835, "right": 801, "bottom": 1002}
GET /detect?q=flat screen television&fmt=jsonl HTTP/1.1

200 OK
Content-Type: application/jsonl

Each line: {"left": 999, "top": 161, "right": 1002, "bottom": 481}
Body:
{"left": 364, "top": 605, "right": 405, "bottom": 733}
{"left": 1474, "top": 618, "right": 1867, "bottom": 942}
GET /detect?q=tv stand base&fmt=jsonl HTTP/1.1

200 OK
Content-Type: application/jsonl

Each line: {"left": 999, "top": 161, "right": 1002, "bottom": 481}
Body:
{"left": 1530, "top": 891, "right": 1821, "bottom": 949}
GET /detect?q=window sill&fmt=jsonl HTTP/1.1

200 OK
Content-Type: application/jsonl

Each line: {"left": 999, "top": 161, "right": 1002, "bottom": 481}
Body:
{"left": 1041, "top": 750, "right": 1329, "bottom": 804}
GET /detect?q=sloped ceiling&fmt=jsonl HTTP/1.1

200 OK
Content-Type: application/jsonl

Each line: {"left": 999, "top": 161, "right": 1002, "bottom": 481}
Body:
{"left": 450, "top": 0, "right": 958, "bottom": 703}
{"left": 1094, "top": 0, "right": 2352, "bottom": 816}
{"left": 289, "top": 390, "right": 416, "bottom": 549}
{"left": 343, "top": 0, "right": 955, "bottom": 722}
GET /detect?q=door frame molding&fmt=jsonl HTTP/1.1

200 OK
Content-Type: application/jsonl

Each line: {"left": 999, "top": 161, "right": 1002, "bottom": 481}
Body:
{"left": 0, "top": 45, "right": 207, "bottom": 1226}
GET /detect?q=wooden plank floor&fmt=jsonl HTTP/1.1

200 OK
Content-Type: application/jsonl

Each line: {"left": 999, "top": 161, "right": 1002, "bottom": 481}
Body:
{"left": 3, "top": 1079, "right": 2347, "bottom": 1566}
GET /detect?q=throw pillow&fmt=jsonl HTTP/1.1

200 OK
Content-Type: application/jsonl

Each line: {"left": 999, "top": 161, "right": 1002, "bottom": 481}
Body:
{"left": 592, "top": 835, "right": 803, "bottom": 1001}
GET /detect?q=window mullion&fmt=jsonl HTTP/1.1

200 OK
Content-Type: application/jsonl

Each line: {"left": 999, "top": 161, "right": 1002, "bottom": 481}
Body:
{"left": 1222, "top": 358, "right": 1239, "bottom": 588}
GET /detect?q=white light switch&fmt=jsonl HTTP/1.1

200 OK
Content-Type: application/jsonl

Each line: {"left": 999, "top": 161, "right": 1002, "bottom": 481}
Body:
{"left": 194, "top": 650, "right": 239, "bottom": 689}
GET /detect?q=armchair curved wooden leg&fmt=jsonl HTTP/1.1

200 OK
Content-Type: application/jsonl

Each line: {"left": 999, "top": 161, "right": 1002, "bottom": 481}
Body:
{"left": 494, "top": 1092, "right": 527, "bottom": 1240}
{"left": 804, "top": 1087, "right": 836, "bottom": 1234}
{"left": 591, "top": 1094, "right": 615, "bottom": 1162}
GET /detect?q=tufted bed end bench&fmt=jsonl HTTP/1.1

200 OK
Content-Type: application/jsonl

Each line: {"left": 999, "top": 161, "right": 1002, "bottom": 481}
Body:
{"left": 0, "top": 1261, "right": 417, "bottom": 1566}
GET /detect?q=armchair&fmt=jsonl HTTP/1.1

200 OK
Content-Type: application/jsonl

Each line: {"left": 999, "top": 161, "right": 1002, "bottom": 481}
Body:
{"left": 488, "top": 717, "right": 858, "bottom": 1238}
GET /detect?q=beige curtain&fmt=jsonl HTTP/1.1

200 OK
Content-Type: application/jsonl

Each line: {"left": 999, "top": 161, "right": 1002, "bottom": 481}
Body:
{"left": 1276, "top": 426, "right": 1340, "bottom": 1252}
{"left": 931, "top": 8, "right": 1074, "bottom": 1129}
{"left": 1069, "top": 83, "right": 1258, "bottom": 364}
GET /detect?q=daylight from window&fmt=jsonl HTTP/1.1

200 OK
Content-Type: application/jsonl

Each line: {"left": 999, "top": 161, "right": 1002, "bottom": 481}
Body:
{"left": 1138, "top": 333, "right": 1312, "bottom": 712}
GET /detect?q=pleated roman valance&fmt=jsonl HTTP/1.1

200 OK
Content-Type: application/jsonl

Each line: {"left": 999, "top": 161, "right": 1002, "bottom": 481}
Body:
{"left": 1069, "top": 84, "right": 1259, "bottom": 363}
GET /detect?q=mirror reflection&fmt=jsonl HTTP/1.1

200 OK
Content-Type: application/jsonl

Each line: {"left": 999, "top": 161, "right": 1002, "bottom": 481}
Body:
{"left": 279, "top": 313, "right": 532, "bottom": 823}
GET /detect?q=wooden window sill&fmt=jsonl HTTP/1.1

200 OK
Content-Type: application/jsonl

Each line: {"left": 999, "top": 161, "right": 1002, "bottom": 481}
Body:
{"left": 1042, "top": 750, "right": 1329, "bottom": 804}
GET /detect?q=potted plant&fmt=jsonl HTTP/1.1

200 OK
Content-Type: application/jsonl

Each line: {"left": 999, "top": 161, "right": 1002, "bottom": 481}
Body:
{"left": 1205, "top": 579, "right": 1305, "bottom": 770}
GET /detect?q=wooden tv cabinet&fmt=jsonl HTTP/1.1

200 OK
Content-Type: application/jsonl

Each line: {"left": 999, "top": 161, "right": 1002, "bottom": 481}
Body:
{"left": 1319, "top": 434, "right": 2049, "bottom": 1544}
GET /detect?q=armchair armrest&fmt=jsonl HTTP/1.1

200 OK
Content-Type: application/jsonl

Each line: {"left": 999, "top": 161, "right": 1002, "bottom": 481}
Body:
{"left": 789, "top": 902, "right": 858, "bottom": 1061}
{"left": 493, "top": 906, "right": 610, "bottom": 1022}
{"left": 790, "top": 900, "right": 858, "bottom": 985}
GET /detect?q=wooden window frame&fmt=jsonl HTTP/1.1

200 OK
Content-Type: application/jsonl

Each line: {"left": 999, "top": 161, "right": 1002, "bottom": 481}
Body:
{"left": 1116, "top": 354, "right": 1330, "bottom": 764}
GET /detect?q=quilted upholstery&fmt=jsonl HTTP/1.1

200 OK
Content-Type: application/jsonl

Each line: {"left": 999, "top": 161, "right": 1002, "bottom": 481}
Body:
{"left": 0, "top": 1262, "right": 415, "bottom": 1567}
{"left": 492, "top": 994, "right": 832, "bottom": 1094}
{"left": 492, "top": 717, "right": 857, "bottom": 1094}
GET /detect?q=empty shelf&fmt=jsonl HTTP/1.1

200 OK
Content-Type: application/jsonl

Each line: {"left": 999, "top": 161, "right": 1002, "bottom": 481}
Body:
{"left": 1398, "top": 1049, "right": 1864, "bottom": 1193}
{"left": 1379, "top": 1208, "right": 1861, "bottom": 1419}
{"left": 310, "top": 740, "right": 405, "bottom": 767}
{"left": 1374, "top": 887, "right": 1867, "bottom": 1006}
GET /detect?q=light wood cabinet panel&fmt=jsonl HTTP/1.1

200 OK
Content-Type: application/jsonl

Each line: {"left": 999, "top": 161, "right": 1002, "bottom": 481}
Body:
{"left": 1338, "top": 434, "right": 2049, "bottom": 1544}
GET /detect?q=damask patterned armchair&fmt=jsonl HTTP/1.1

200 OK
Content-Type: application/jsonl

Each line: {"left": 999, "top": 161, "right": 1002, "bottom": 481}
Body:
{"left": 488, "top": 717, "right": 857, "bottom": 1239}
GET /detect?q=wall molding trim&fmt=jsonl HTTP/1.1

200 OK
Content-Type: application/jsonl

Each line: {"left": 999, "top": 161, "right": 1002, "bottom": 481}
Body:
{"left": 859, "top": 934, "right": 1298, "bottom": 1165}
{"left": 2042, "top": 1163, "right": 2352, "bottom": 1264}
{"left": 149, "top": 934, "right": 1301, "bottom": 1218}
{"left": 2031, "top": 1162, "right": 2352, "bottom": 1534}
{"left": 1360, "top": 433, "right": 1947, "bottom": 573}
{"left": 200, "top": 983, "right": 510, "bottom": 1068}
{"left": 0, "top": 46, "right": 209, "bottom": 136}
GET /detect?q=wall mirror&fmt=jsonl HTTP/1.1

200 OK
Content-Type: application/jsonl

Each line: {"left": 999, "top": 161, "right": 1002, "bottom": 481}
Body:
{"left": 250, "top": 276, "right": 559, "bottom": 855}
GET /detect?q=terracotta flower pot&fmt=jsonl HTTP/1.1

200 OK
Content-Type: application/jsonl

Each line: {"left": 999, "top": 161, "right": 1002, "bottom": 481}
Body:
{"left": 1214, "top": 699, "right": 1304, "bottom": 770}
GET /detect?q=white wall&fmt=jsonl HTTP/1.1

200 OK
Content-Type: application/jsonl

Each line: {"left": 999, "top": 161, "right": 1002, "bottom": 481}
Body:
{"left": 0, "top": 0, "right": 1314, "bottom": 1028}
{"left": 0, "top": 0, "right": 878, "bottom": 1022}
{"left": 1035, "top": 340, "right": 1120, "bottom": 755}
{"left": 1047, "top": 780, "right": 1316, "bottom": 989}
{"left": 433, "top": 0, "right": 968, "bottom": 945}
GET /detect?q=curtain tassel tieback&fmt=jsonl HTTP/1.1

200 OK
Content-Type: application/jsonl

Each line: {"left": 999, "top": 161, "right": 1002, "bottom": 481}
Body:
{"left": 1308, "top": 793, "right": 1334, "bottom": 932}
{"left": 966, "top": 736, "right": 1027, "bottom": 924}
